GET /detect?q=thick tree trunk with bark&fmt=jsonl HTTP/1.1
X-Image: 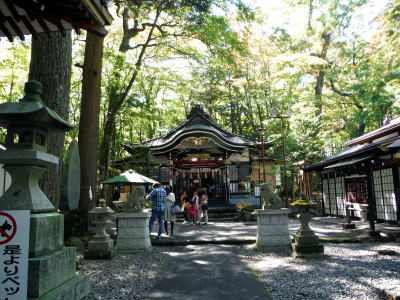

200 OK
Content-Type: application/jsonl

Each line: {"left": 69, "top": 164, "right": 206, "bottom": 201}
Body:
{"left": 28, "top": 31, "right": 72, "bottom": 209}
{"left": 79, "top": 33, "right": 105, "bottom": 212}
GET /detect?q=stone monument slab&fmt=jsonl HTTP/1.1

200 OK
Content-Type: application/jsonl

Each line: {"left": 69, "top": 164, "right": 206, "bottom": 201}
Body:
{"left": 60, "top": 140, "right": 80, "bottom": 210}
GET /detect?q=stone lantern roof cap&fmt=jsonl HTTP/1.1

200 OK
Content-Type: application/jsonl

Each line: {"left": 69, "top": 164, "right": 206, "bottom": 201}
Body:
{"left": 89, "top": 199, "right": 114, "bottom": 214}
{"left": 0, "top": 81, "right": 74, "bottom": 132}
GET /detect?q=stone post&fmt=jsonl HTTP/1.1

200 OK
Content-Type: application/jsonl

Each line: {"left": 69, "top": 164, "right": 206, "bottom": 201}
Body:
{"left": 84, "top": 199, "right": 115, "bottom": 259}
{"left": 292, "top": 205, "right": 324, "bottom": 258}
{"left": 115, "top": 186, "right": 151, "bottom": 253}
{"left": 256, "top": 208, "right": 291, "bottom": 252}
{"left": 0, "top": 81, "right": 90, "bottom": 299}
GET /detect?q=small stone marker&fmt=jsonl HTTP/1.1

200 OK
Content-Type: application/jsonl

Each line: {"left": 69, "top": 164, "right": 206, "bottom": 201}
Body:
{"left": 60, "top": 140, "right": 81, "bottom": 210}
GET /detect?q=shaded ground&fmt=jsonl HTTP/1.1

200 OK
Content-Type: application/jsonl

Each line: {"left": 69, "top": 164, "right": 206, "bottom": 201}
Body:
{"left": 147, "top": 244, "right": 271, "bottom": 300}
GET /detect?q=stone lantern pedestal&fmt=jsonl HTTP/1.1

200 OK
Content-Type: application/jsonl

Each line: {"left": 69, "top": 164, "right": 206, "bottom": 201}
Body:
{"left": 256, "top": 208, "right": 291, "bottom": 252}
{"left": 84, "top": 199, "right": 115, "bottom": 259}
{"left": 115, "top": 186, "right": 152, "bottom": 253}
{"left": 292, "top": 205, "right": 324, "bottom": 258}
{"left": 0, "top": 81, "right": 89, "bottom": 299}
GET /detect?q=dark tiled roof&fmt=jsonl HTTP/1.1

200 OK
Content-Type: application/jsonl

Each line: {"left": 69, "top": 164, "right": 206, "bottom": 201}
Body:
{"left": 126, "top": 105, "right": 254, "bottom": 154}
{"left": 303, "top": 143, "right": 379, "bottom": 171}
{"left": 346, "top": 116, "right": 400, "bottom": 146}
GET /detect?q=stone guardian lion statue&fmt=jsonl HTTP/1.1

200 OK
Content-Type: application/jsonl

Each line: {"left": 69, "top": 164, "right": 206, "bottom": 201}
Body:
{"left": 259, "top": 183, "right": 282, "bottom": 209}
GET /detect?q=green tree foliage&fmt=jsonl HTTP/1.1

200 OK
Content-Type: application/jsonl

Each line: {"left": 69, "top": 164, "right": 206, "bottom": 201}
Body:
{"left": 0, "top": 0, "right": 398, "bottom": 193}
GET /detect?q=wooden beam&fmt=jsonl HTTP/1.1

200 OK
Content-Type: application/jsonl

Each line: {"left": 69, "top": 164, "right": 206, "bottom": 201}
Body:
{"left": 6, "top": 16, "right": 25, "bottom": 40}
{"left": 4, "top": 0, "right": 22, "bottom": 21}
{"left": 36, "top": 17, "right": 51, "bottom": 37}
{"left": 21, "top": 15, "right": 37, "bottom": 37}
{"left": 0, "top": 21, "right": 13, "bottom": 41}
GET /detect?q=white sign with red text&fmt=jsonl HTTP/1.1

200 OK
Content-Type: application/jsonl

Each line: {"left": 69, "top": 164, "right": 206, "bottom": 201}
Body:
{"left": 0, "top": 210, "right": 30, "bottom": 300}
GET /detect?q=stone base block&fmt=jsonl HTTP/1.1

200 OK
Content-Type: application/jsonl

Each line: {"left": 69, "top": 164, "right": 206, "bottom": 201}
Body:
{"left": 257, "top": 234, "right": 291, "bottom": 247}
{"left": 292, "top": 243, "right": 324, "bottom": 254}
{"left": 116, "top": 237, "right": 151, "bottom": 251}
{"left": 115, "top": 212, "right": 151, "bottom": 252}
{"left": 87, "top": 239, "right": 114, "bottom": 252}
{"left": 294, "top": 232, "right": 320, "bottom": 245}
{"left": 258, "top": 224, "right": 290, "bottom": 235}
{"left": 84, "top": 249, "right": 115, "bottom": 259}
{"left": 342, "top": 223, "right": 356, "bottom": 229}
{"left": 28, "top": 247, "right": 76, "bottom": 298}
{"left": 30, "top": 213, "right": 64, "bottom": 257}
{"left": 118, "top": 227, "right": 150, "bottom": 239}
{"left": 28, "top": 274, "right": 90, "bottom": 300}
{"left": 256, "top": 208, "right": 291, "bottom": 252}
{"left": 116, "top": 212, "right": 150, "bottom": 228}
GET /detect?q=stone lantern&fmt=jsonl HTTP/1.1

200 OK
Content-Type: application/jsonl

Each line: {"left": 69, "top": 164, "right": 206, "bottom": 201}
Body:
{"left": 0, "top": 81, "right": 90, "bottom": 299}
{"left": 0, "top": 80, "right": 73, "bottom": 212}
{"left": 85, "top": 199, "right": 115, "bottom": 259}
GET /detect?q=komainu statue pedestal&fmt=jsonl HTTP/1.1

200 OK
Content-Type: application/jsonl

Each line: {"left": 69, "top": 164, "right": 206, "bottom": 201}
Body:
{"left": 256, "top": 208, "right": 291, "bottom": 253}
{"left": 116, "top": 211, "right": 152, "bottom": 253}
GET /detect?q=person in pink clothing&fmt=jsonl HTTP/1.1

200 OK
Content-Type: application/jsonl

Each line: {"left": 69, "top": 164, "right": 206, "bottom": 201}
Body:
{"left": 188, "top": 203, "right": 197, "bottom": 225}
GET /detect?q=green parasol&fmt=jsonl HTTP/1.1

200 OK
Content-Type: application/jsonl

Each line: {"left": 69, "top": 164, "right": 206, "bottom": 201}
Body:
{"left": 101, "top": 169, "right": 158, "bottom": 186}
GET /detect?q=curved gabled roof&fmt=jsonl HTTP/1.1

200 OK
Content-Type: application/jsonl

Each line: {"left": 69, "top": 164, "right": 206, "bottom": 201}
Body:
{"left": 125, "top": 105, "right": 255, "bottom": 155}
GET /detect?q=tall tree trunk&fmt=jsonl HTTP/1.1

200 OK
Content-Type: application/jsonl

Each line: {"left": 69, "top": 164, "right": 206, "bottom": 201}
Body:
{"left": 79, "top": 33, "right": 104, "bottom": 212}
{"left": 28, "top": 31, "right": 72, "bottom": 209}
{"left": 314, "top": 32, "right": 331, "bottom": 120}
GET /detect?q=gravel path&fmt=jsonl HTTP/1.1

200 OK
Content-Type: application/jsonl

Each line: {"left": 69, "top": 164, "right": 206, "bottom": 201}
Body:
{"left": 79, "top": 248, "right": 168, "bottom": 300}
{"left": 240, "top": 243, "right": 400, "bottom": 300}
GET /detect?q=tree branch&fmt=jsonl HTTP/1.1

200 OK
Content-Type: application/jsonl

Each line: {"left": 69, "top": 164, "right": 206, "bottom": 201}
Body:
{"left": 328, "top": 79, "right": 353, "bottom": 97}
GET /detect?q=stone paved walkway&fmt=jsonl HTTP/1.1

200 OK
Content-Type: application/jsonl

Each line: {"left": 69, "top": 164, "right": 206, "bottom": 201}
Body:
{"left": 146, "top": 244, "right": 272, "bottom": 300}
{"left": 151, "top": 217, "right": 400, "bottom": 246}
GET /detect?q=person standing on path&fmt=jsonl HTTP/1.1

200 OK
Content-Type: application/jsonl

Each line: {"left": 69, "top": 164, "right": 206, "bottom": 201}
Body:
{"left": 200, "top": 193, "right": 209, "bottom": 224}
{"left": 192, "top": 191, "right": 202, "bottom": 225}
{"left": 147, "top": 182, "right": 166, "bottom": 240}
{"left": 180, "top": 191, "right": 190, "bottom": 224}
{"left": 164, "top": 187, "right": 176, "bottom": 236}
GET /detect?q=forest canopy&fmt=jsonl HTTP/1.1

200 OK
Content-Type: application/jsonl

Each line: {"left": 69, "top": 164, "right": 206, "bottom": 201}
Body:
{"left": 0, "top": 0, "right": 399, "bottom": 173}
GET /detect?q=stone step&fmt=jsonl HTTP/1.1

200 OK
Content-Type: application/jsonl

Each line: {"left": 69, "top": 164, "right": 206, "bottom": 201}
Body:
{"left": 28, "top": 247, "right": 77, "bottom": 298}
{"left": 28, "top": 274, "right": 90, "bottom": 300}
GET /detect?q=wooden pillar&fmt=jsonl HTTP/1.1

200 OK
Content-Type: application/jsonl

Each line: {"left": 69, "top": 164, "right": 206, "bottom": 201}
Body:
{"left": 365, "top": 162, "right": 376, "bottom": 232}
{"left": 320, "top": 172, "right": 325, "bottom": 216}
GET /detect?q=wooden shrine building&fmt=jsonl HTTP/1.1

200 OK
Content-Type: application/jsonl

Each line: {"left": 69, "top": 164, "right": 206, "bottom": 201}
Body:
{"left": 304, "top": 116, "right": 400, "bottom": 224}
{"left": 123, "top": 105, "right": 278, "bottom": 206}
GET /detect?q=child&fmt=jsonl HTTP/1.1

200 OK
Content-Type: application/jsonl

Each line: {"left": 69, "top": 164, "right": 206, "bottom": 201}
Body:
{"left": 188, "top": 203, "right": 197, "bottom": 225}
